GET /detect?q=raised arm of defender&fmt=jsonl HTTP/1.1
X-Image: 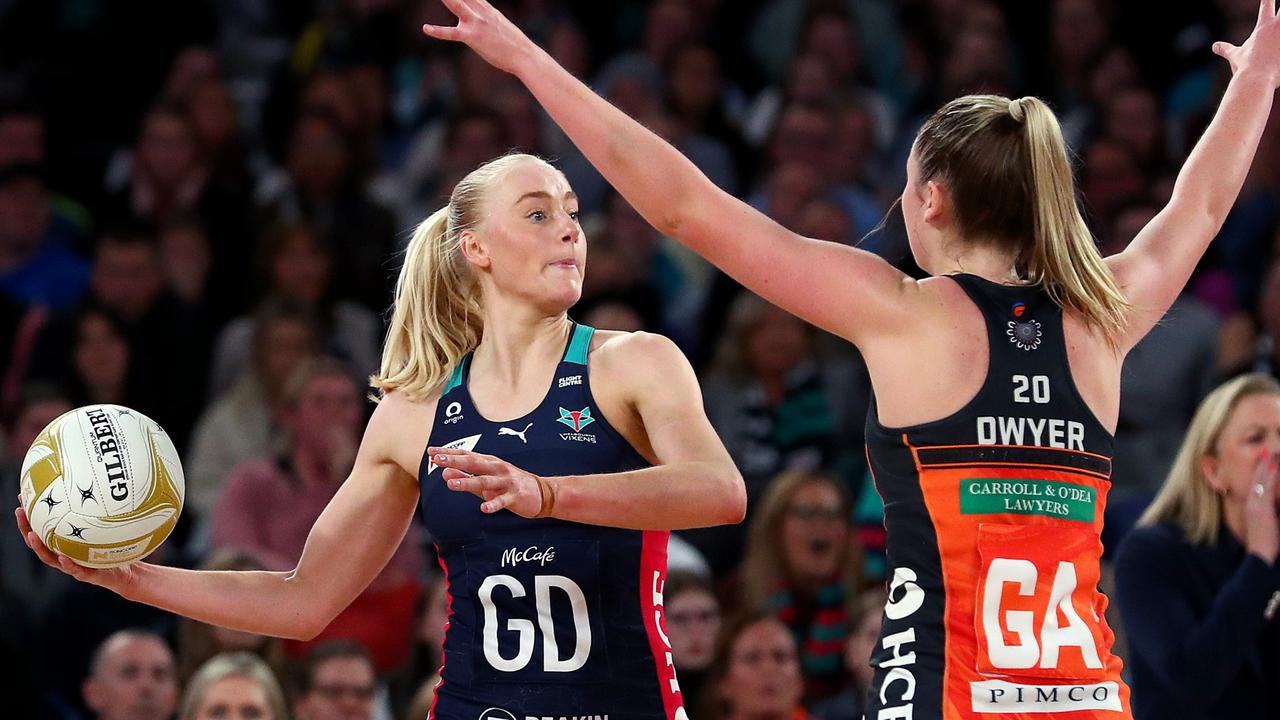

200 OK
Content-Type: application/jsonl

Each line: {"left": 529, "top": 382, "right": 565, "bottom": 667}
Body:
{"left": 1107, "top": 0, "right": 1280, "bottom": 347}
{"left": 422, "top": 0, "right": 917, "bottom": 346}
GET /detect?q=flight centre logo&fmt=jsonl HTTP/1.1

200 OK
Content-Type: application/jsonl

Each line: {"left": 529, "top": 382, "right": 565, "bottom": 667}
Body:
{"left": 556, "top": 406, "right": 597, "bottom": 443}
{"left": 1007, "top": 303, "right": 1042, "bottom": 351}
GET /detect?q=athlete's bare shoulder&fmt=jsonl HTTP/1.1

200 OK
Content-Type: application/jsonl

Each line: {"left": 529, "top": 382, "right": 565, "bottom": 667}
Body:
{"left": 364, "top": 389, "right": 442, "bottom": 482}
{"left": 587, "top": 329, "right": 685, "bottom": 376}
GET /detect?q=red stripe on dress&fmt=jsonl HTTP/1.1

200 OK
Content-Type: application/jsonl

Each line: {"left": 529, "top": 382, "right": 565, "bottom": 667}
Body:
{"left": 639, "top": 530, "right": 685, "bottom": 720}
{"left": 427, "top": 549, "right": 453, "bottom": 720}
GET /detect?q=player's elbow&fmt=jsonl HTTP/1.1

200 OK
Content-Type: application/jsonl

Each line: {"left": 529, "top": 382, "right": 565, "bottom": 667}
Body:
{"left": 717, "top": 464, "right": 747, "bottom": 524}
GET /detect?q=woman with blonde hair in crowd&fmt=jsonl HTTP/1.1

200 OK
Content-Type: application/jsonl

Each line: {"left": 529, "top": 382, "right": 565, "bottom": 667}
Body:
{"left": 179, "top": 651, "right": 289, "bottom": 720}
{"left": 425, "top": 0, "right": 1280, "bottom": 715}
{"left": 740, "top": 470, "right": 860, "bottom": 702}
{"left": 1115, "top": 373, "right": 1280, "bottom": 720}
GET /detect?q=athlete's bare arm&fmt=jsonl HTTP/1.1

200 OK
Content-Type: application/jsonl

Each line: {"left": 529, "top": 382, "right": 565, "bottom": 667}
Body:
{"left": 1107, "top": 1, "right": 1280, "bottom": 348}
{"left": 16, "top": 392, "right": 433, "bottom": 640}
{"left": 432, "top": 332, "right": 747, "bottom": 529}
{"left": 421, "top": 0, "right": 918, "bottom": 346}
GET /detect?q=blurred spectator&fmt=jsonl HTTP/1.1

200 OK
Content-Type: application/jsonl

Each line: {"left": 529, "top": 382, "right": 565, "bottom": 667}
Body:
{"left": 703, "top": 294, "right": 860, "bottom": 498}
{"left": 104, "top": 106, "right": 252, "bottom": 270}
{"left": 1108, "top": 204, "right": 1219, "bottom": 503}
{"left": 257, "top": 109, "right": 398, "bottom": 309}
{"left": 741, "top": 470, "right": 860, "bottom": 702}
{"left": 179, "top": 651, "right": 289, "bottom": 720}
{"left": 186, "top": 298, "right": 320, "bottom": 520}
{"left": 211, "top": 358, "right": 423, "bottom": 671}
{"left": 177, "top": 550, "right": 287, "bottom": 686}
{"left": 1116, "top": 373, "right": 1280, "bottom": 720}
{"left": 664, "top": 571, "right": 722, "bottom": 706}
{"left": 0, "top": 162, "right": 90, "bottom": 310}
{"left": 209, "top": 223, "right": 381, "bottom": 398}
{"left": 811, "top": 591, "right": 886, "bottom": 720}
{"left": 390, "top": 572, "right": 449, "bottom": 717}
{"left": 157, "top": 216, "right": 216, "bottom": 318}
{"left": 0, "top": 382, "right": 71, "bottom": 611}
{"left": 41, "top": 552, "right": 180, "bottom": 719}
{"left": 697, "top": 611, "right": 807, "bottom": 720}
{"left": 82, "top": 630, "right": 179, "bottom": 720}
{"left": 0, "top": 103, "right": 46, "bottom": 166}
{"left": 292, "top": 640, "right": 381, "bottom": 720}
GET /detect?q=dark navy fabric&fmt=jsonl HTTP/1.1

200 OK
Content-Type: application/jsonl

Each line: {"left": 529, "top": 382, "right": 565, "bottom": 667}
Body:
{"left": 420, "top": 324, "right": 682, "bottom": 720}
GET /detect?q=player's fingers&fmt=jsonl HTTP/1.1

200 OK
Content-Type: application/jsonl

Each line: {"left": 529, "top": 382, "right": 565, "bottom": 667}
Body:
{"left": 15, "top": 506, "right": 31, "bottom": 535}
{"left": 26, "top": 531, "right": 62, "bottom": 568}
{"left": 422, "top": 23, "right": 464, "bottom": 41}
{"left": 447, "top": 474, "right": 507, "bottom": 495}
{"left": 482, "top": 491, "right": 519, "bottom": 514}
{"left": 1260, "top": 0, "right": 1274, "bottom": 23}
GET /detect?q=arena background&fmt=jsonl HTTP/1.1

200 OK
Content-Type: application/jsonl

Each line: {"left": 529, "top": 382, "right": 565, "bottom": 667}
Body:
{"left": 1, "top": 0, "right": 1276, "bottom": 718}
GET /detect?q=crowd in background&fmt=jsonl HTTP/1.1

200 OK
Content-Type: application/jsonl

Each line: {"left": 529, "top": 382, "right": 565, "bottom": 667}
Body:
{"left": 1, "top": 0, "right": 1278, "bottom": 718}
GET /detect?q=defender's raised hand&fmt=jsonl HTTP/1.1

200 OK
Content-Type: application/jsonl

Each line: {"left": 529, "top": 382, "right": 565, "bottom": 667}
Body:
{"left": 421, "top": 0, "right": 539, "bottom": 76}
{"left": 1212, "top": 0, "right": 1280, "bottom": 84}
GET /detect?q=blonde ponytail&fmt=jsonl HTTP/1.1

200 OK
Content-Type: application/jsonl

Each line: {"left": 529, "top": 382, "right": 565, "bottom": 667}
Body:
{"left": 915, "top": 95, "right": 1131, "bottom": 344}
{"left": 1013, "top": 97, "right": 1130, "bottom": 342}
{"left": 372, "top": 152, "right": 553, "bottom": 400}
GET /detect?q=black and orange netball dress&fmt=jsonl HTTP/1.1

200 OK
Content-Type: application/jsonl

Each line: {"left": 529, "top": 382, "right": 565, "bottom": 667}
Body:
{"left": 864, "top": 274, "right": 1132, "bottom": 720}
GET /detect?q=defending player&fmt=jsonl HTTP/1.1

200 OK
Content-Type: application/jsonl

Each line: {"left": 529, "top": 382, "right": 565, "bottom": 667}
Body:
{"left": 421, "top": 1, "right": 1280, "bottom": 717}
{"left": 18, "top": 153, "right": 745, "bottom": 720}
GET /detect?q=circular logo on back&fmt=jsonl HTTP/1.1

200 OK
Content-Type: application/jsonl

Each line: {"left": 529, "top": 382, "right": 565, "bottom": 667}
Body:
{"left": 1007, "top": 319, "right": 1043, "bottom": 351}
{"left": 479, "top": 709, "right": 518, "bottom": 720}
{"left": 445, "top": 402, "right": 463, "bottom": 418}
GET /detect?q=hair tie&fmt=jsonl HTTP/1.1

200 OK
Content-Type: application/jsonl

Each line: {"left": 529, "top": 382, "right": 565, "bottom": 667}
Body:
{"left": 1009, "top": 97, "right": 1027, "bottom": 122}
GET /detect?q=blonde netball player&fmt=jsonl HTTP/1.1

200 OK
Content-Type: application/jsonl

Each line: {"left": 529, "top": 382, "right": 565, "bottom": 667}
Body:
{"left": 421, "top": 1, "right": 1280, "bottom": 717}
{"left": 19, "top": 153, "right": 745, "bottom": 720}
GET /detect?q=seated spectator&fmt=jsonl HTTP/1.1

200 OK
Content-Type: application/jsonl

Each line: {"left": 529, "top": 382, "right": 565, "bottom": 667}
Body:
{"left": 1116, "top": 373, "right": 1280, "bottom": 720}
{"left": 82, "top": 630, "right": 178, "bottom": 720}
{"left": 703, "top": 294, "right": 858, "bottom": 497}
{"left": 812, "top": 591, "right": 886, "bottom": 720}
{"left": 186, "top": 298, "right": 320, "bottom": 519}
{"left": 0, "top": 162, "right": 90, "bottom": 310}
{"left": 180, "top": 652, "right": 289, "bottom": 720}
{"left": 212, "top": 358, "right": 423, "bottom": 670}
{"left": 664, "top": 571, "right": 723, "bottom": 705}
{"left": 292, "top": 640, "right": 381, "bottom": 720}
{"left": 741, "top": 470, "right": 860, "bottom": 702}
{"left": 698, "top": 611, "right": 808, "bottom": 720}
{"left": 177, "top": 550, "right": 287, "bottom": 685}
{"left": 0, "top": 382, "right": 71, "bottom": 609}
{"left": 209, "top": 223, "right": 381, "bottom": 398}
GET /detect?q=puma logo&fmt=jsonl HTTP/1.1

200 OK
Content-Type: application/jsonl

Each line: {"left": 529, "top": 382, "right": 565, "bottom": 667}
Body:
{"left": 498, "top": 422, "right": 534, "bottom": 444}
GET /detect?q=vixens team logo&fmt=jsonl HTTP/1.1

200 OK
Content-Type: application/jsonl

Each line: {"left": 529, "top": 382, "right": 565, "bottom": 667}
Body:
{"left": 557, "top": 406, "right": 596, "bottom": 432}
{"left": 557, "top": 406, "right": 598, "bottom": 443}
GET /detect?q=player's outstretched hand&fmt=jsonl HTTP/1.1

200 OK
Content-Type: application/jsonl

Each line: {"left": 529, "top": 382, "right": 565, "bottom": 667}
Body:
{"left": 422, "top": 0, "right": 536, "bottom": 76}
{"left": 15, "top": 503, "right": 136, "bottom": 593}
{"left": 1212, "top": 0, "right": 1280, "bottom": 84}
{"left": 429, "top": 447, "right": 557, "bottom": 518}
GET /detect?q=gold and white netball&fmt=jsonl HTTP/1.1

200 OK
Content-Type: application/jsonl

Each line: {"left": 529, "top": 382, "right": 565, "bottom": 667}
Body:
{"left": 20, "top": 404, "right": 184, "bottom": 568}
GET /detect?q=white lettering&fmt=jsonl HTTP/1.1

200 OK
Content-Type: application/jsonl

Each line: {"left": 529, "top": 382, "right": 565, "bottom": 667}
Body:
{"left": 1039, "top": 562, "right": 1102, "bottom": 669}
{"left": 885, "top": 567, "right": 924, "bottom": 620}
{"left": 501, "top": 546, "right": 557, "bottom": 568}
{"left": 535, "top": 576, "right": 591, "bottom": 672}
{"left": 971, "top": 681, "right": 1120, "bottom": 712}
{"left": 479, "top": 575, "right": 535, "bottom": 672}
{"left": 983, "top": 559, "right": 1039, "bottom": 669}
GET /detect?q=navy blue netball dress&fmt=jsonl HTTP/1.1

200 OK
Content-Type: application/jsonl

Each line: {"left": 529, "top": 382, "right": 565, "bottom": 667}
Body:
{"left": 421, "top": 323, "right": 688, "bottom": 720}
